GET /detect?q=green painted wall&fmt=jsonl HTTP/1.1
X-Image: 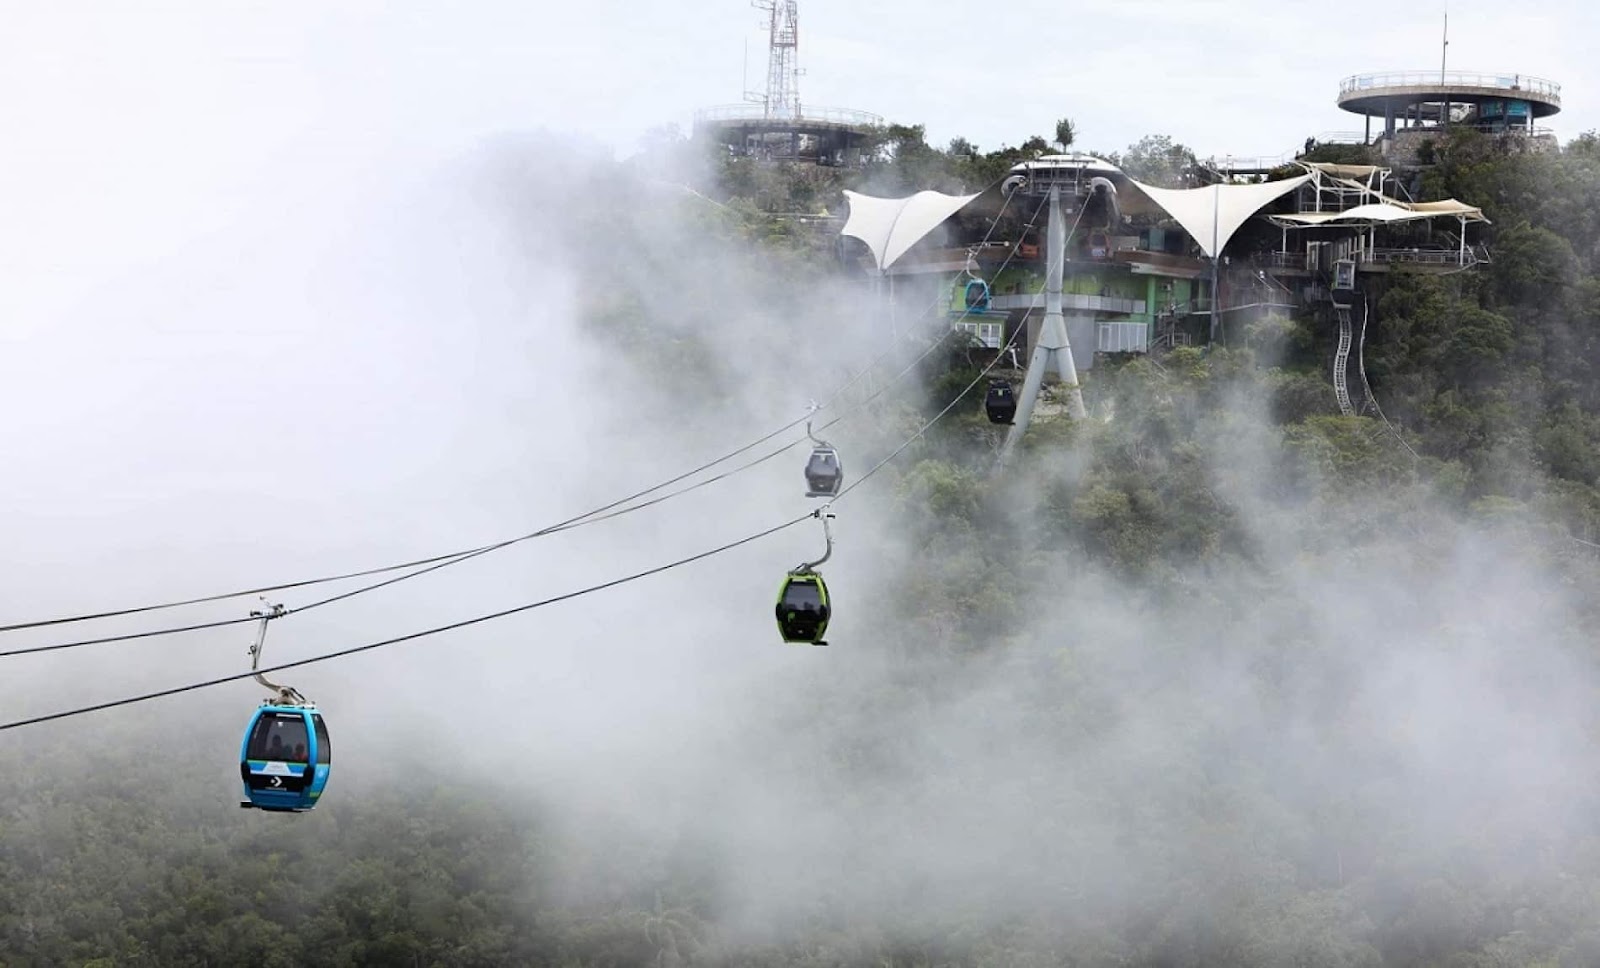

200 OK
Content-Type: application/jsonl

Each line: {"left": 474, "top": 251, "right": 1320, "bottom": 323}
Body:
{"left": 942, "top": 265, "right": 1196, "bottom": 342}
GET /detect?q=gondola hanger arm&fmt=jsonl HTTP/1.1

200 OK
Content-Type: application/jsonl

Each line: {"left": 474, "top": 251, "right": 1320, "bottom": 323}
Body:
{"left": 247, "top": 600, "right": 307, "bottom": 706}
{"left": 803, "top": 400, "right": 835, "bottom": 448}
{"left": 797, "top": 506, "right": 835, "bottom": 572}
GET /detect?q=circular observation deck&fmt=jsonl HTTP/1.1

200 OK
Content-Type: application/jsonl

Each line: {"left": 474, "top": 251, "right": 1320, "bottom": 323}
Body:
{"left": 694, "top": 103, "right": 882, "bottom": 165}
{"left": 693, "top": 103, "right": 883, "bottom": 135}
{"left": 1338, "top": 70, "right": 1561, "bottom": 120}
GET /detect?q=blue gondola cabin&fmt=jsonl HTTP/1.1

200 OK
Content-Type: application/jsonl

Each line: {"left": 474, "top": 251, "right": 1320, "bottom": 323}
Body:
{"left": 239, "top": 704, "right": 331, "bottom": 812}
{"left": 962, "top": 278, "right": 991, "bottom": 312}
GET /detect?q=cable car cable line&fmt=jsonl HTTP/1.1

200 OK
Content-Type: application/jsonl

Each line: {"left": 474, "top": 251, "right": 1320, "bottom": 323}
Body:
{"left": 1, "top": 262, "right": 1053, "bottom": 727}
{"left": 0, "top": 418, "right": 844, "bottom": 662}
{"left": 0, "top": 513, "right": 816, "bottom": 733}
{"left": 0, "top": 408, "right": 819, "bottom": 637}
{"left": 0, "top": 614, "right": 264, "bottom": 659}
{"left": 0, "top": 361, "right": 915, "bottom": 661}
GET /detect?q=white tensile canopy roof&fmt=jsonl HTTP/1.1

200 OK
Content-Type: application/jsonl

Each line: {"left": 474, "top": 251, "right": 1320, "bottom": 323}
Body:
{"left": 1126, "top": 175, "right": 1314, "bottom": 258}
{"left": 1304, "top": 162, "right": 1383, "bottom": 180}
{"left": 841, "top": 165, "right": 1485, "bottom": 270}
{"left": 1269, "top": 199, "right": 1487, "bottom": 227}
{"left": 840, "top": 189, "right": 982, "bottom": 271}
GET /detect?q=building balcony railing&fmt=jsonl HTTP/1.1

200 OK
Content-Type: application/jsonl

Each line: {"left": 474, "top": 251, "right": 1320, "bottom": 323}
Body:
{"left": 1255, "top": 251, "right": 1310, "bottom": 270}
{"left": 1369, "top": 247, "right": 1459, "bottom": 266}
{"left": 1209, "top": 132, "right": 1371, "bottom": 172}
{"left": 989, "top": 292, "right": 1147, "bottom": 315}
{"left": 1256, "top": 245, "right": 1491, "bottom": 271}
{"left": 1369, "top": 245, "right": 1492, "bottom": 266}
{"left": 1340, "top": 71, "right": 1560, "bottom": 102}
{"left": 1098, "top": 321, "right": 1150, "bottom": 354}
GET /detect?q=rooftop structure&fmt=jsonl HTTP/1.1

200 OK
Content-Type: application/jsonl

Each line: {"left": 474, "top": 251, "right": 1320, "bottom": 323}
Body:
{"left": 694, "top": 1, "right": 881, "bottom": 166}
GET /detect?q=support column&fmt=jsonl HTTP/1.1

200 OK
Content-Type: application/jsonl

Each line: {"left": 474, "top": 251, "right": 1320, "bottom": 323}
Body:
{"left": 1145, "top": 274, "right": 1157, "bottom": 343}
{"left": 999, "top": 186, "right": 1085, "bottom": 467}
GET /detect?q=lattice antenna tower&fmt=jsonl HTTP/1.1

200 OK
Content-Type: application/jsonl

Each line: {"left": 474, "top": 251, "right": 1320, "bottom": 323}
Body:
{"left": 746, "top": 0, "right": 802, "bottom": 121}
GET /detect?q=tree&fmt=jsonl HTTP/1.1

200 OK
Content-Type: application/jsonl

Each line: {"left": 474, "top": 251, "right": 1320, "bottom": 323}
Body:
{"left": 1115, "top": 133, "right": 1198, "bottom": 188}
{"left": 1055, "top": 117, "right": 1077, "bottom": 153}
{"left": 1021, "top": 134, "right": 1051, "bottom": 156}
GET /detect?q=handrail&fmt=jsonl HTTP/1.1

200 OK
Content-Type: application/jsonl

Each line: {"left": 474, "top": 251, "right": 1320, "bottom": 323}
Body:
{"left": 1255, "top": 251, "right": 1306, "bottom": 269}
{"left": 1340, "top": 71, "right": 1560, "bottom": 101}
{"left": 1368, "top": 248, "right": 1466, "bottom": 266}
{"left": 1207, "top": 131, "right": 1371, "bottom": 174}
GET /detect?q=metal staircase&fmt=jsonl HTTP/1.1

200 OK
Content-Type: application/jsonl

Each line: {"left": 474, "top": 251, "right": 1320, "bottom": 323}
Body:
{"left": 1332, "top": 305, "right": 1354, "bottom": 416}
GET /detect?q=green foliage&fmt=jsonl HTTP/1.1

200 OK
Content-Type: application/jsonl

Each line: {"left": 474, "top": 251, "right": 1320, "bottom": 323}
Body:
{"left": 1109, "top": 134, "right": 1198, "bottom": 188}
{"left": 1299, "top": 142, "right": 1377, "bottom": 167}
{"left": 1053, "top": 117, "right": 1076, "bottom": 152}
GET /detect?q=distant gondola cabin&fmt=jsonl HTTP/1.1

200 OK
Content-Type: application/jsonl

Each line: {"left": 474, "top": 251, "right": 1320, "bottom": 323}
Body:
{"left": 962, "top": 278, "right": 991, "bottom": 312}
{"left": 804, "top": 446, "right": 843, "bottom": 498}
{"left": 985, "top": 379, "right": 1017, "bottom": 424}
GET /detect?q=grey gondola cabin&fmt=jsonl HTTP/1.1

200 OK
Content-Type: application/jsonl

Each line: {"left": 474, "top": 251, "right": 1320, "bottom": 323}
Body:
{"left": 804, "top": 446, "right": 843, "bottom": 498}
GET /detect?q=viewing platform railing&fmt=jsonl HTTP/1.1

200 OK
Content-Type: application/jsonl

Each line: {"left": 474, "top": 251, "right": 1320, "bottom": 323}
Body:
{"left": 1340, "top": 71, "right": 1560, "bottom": 103}
{"left": 694, "top": 104, "right": 884, "bottom": 127}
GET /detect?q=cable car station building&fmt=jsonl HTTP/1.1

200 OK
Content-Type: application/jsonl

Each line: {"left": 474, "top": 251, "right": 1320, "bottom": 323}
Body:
{"left": 841, "top": 155, "right": 1487, "bottom": 372}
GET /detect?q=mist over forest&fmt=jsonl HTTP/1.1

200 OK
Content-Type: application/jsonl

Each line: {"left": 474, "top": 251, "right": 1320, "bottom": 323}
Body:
{"left": 6, "top": 10, "right": 1600, "bottom": 968}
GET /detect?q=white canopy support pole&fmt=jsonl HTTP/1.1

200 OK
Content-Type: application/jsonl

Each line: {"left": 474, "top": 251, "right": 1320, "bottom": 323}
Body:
{"left": 1210, "top": 180, "right": 1222, "bottom": 345}
{"left": 1458, "top": 215, "right": 1467, "bottom": 265}
{"left": 999, "top": 187, "right": 1085, "bottom": 467}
